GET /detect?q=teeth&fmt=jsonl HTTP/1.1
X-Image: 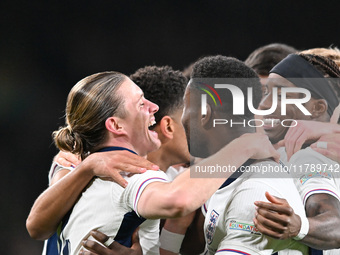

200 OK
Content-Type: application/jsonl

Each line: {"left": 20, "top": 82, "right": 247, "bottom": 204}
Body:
{"left": 264, "top": 118, "right": 280, "bottom": 125}
{"left": 148, "top": 120, "right": 156, "bottom": 127}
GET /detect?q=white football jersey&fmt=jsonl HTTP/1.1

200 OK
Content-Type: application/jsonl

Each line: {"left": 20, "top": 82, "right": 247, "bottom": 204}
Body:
{"left": 202, "top": 160, "right": 308, "bottom": 255}
{"left": 44, "top": 169, "right": 168, "bottom": 255}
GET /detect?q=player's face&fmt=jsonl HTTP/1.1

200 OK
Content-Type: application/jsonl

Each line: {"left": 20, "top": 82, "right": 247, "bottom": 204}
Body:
{"left": 181, "top": 85, "right": 191, "bottom": 153}
{"left": 181, "top": 81, "right": 206, "bottom": 157}
{"left": 118, "top": 79, "right": 161, "bottom": 156}
{"left": 169, "top": 107, "right": 191, "bottom": 164}
{"left": 258, "top": 73, "right": 313, "bottom": 144}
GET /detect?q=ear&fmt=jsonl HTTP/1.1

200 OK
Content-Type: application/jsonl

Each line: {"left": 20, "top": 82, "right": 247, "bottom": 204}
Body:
{"left": 311, "top": 99, "right": 327, "bottom": 118}
{"left": 105, "top": 117, "right": 127, "bottom": 135}
{"left": 201, "top": 103, "right": 212, "bottom": 128}
{"left": 159, "top": 116, "right": 174, "bottom": 140}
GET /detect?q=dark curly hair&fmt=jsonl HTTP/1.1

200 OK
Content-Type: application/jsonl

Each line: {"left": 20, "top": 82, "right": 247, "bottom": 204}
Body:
{"left": 190, "top": 55, "right": 262, "bottom": 120}
{"left": 245, "top": 43, "right": 297, "bottom": 76}
{"left": 130, "top": 66, "right": 187, "bottom": 126}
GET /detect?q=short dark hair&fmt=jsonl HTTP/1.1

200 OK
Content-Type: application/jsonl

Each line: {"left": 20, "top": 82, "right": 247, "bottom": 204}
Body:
{"left": 190, "top": 55, "right": 262, "bottom": 120}
{"left": 245, "top": 43, "right": 297, "bottom": 76}
{"left": 130, "top": 66, "right": 187, "bottom": 125}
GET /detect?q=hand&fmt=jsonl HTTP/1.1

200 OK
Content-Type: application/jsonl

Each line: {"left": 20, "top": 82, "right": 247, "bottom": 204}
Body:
{"left": 54, "top": 150, "right": 82, "bottom": 168}
{"left": 239, "top": 133, "right": 280, "bottom": 163}
{"left": 83, "top": 150, "right": 159, "bottom": 188}
{"left": 253, "top": 192, "right": 301, "bottom": 240}
{"left": 80, "top": 229, "right": 142, "bottom": 255}
{"left": 276, "top": 120, "right": 340, "bottom": 161}
{"left": 330, "top": 103, "right": 340, "bottom": 124}
{"left": 311, "top": 133, "right": 340, "bottom": 163}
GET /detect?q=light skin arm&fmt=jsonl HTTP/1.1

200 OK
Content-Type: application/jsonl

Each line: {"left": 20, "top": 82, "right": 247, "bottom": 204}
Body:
{"left": 277, "top": 120, "right": 340, "bottom": 161}
{"left": 26, "top": 151, "right": 159, "bottom": 240}
{"left": 138, "top": 133, "right": 280, "bottom": 219}
{"left": 254, "top": 192, "right": 340, "bottom": 249}
{"left": 311, "top": 133, "right": 340, "bottom": 163}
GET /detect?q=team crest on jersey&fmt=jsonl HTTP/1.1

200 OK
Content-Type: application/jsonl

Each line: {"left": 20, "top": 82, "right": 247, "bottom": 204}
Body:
{"left": 206, "top": 210, "right": 219, "bottom": 244}
{"left": 228, "top": 220, "right": 261, "bottom": 235}
{"left": 300, "top": 172, "right": 332, "bottom": 185}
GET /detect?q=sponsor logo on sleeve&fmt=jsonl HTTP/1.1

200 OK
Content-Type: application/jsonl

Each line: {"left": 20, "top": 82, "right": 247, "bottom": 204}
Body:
{"left": 228, "top": 220, "right": 261, "bottom": 235}
{"left": 300, "top": 172, "right": 332, "bottom": 185}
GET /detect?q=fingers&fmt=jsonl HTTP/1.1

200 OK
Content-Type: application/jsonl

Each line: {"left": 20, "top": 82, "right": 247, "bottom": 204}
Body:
{"left": 272, "top": 150, "right": 281, "bottom": 163}
{"left": 105, "top": 170, "right": 129, "bottom": 188}
{"left": 87, "top": 151, "right": 160, "bottom": 188}
{"left": 131, "top": 228, "right": 142, "bottom": 253}
{"left": 80, "top": 230, "right": 120, "bottom": 255}
{"left": 311, "top": 136, "right": 340, "bottom": 163}
{"left": 330, "top": 103, "right": 340, "bottom": 124}
{"left": 310, "top": 146, "right": 338, "bottom": 162}
{"left": 90, "top": 230, "right": 111, "bottom": 244}
{"left": 81, "top": 239, "right": 107, "bottom": 254}
{"left": 275, "top": 139, "right": 285, "bottom": 148}
{"left": 55, "top": 151, "right": 81, "bottom": 167}
{"left": 253, "top": 195, "right": 294, "bottom": 240}
{"left": 253, "top": 217, "right": 286, "bottom": 239}
{"left": 131, "top": 228, "right": 140, "bottom": 247}
{"left": 79, "top": 247, "right": 97, "bottom": 255}
{"left": 118, "top": 152, "right": 159, "bottom": 172}
{"left": 269, "top": 146, "right": 280, "bottom": 163}
{"left": 290, "top": 135, "right": 307, "bottom": 160}
{"left": 255, "top": 209, "right": 289, "bottom": 231}
{"left": 264, "top": 192, "right": 285, "bottom": 205}
{"left": 106, "top": 151, "right": 159, "bottom": 174}
{"left": 284, "top": 127, "right": 303, "bottom": 161}
{"left": 254, "top": 199, "right": 293, "bottom": 216}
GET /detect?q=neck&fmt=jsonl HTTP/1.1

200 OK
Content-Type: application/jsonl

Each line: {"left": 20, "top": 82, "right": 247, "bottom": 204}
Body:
{"left": 208, "top": 126, "right": 255, "bottom": 156}
{"left": 101, "top": 138, "right": 147, "bottom": 157}
{"left": 147, "top": 148, "right": 173, "bottom": 173}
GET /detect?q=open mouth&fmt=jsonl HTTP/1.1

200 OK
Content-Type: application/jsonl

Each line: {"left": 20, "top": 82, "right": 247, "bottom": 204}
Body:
{"left": 147, "top": 118, "right": 159, "bottom": 141}
{"left": 263, "top": 118, "right": 281, "bottom": 129}
{"left": 148, "top": 119, "right": 156, "bottom": 128}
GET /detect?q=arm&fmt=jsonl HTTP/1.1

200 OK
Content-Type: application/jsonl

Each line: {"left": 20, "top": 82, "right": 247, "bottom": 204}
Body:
{"left": 277, "top": 120, "right": 340, "bottom": 160}
{"left": 311, "top": 133, "right": 340, "bottom": 163}
{"left": 159, "top": 211, "right": 196, "bottom": 255}
{"left": 304, "top": 193, "right": 340, "bottom": 249}
{"left": 254, "top": 192, "right": 340, "bottom": 249}
{"left": 179, "top": 210, "right": 206, "bottom": 255}
{"left": 26, "top": 151, "right": 159, "bottom": 240}
{"left": 137, "top": 133, "right": 280, "bottom": 219}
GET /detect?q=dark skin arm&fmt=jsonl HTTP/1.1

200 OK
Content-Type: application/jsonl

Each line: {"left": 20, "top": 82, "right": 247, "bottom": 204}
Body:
{"left": 180, "top": 209, "right": 205, "bottom": 255}
{"left": 254, "top": 192, "right": 340, "bottom": 249}
{"left": 303, "top": 193, "right": 340, "bottom": 249}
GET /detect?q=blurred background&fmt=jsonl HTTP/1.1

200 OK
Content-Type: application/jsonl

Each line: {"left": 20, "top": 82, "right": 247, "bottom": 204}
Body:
{"left": 1, "top": 0, "right": 339, "bottom": 254}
